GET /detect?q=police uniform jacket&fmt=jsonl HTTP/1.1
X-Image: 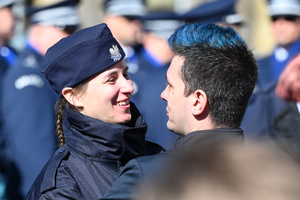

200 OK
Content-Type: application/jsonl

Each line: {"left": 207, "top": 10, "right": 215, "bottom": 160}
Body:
{"left": 26, "top": 102, "right": 162, "bottom": 200}
{"left": 101, "top": 128, "right": 244, "bottom": 200}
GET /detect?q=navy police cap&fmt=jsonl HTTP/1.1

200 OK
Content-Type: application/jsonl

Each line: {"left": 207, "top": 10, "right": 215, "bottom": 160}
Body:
{"left": 40, "top": 23, "right": 126, "bottom": 94}
{"left": 180, "top": 0, "right": 237, "bottom": 23}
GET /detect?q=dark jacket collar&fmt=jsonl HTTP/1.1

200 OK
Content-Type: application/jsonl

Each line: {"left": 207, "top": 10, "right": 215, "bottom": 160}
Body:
{"left": 177, "top": 128, "right": 244, "bottom": 149}
{"left": 64, "top": 102, "right": 147, "bottom": 164}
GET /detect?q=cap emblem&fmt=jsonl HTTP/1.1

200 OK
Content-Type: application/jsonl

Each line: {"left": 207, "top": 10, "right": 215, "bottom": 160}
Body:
{"left": 109, "top": 45, "right": 121, "bottom": 62}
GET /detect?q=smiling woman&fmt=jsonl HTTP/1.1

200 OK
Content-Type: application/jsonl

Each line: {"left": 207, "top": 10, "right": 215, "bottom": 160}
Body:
{"left": 25, "top": 23, "right": 164, "bottom": 200}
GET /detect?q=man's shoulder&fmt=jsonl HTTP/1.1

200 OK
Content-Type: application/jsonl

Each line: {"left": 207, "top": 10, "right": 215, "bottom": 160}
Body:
{"left": 127, "top": 151, "right": 172, "bottom": 173}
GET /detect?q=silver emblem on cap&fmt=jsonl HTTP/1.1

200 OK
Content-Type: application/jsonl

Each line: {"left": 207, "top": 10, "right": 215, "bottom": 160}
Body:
{"left": 109, "top": 45, "right": 122, "bottom": 62}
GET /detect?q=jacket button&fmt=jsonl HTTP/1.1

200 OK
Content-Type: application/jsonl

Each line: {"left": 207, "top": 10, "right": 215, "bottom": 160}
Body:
{"left": 59, "top": 148, "right": 65, "bottom": 153}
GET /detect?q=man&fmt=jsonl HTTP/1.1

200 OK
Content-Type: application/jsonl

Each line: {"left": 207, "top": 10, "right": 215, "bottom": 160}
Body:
{"left": 1, "top": 0, "right": 80, "bottom": 199}
{"left": 101, "top": 22, "right": 258, "bottom": 200}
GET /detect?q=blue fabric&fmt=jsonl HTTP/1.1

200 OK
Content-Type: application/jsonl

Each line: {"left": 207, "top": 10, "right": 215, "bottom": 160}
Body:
{"left": 0, "top": 45, "right": 17, "bottom": 66}
{"left": 271, "top": 38, "right": 300, "bottom": 81}
{"left": 256, "top": 37, "right": 300, "bottom": 91}
{"left": 1, "top": 45, "right": 58, "bottom": 199}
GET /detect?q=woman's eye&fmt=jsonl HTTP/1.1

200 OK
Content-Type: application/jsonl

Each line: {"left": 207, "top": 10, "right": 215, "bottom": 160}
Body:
{"left": 107, "top": 78, "right": 116, "bottom": 83}
{"left": 124, "top": 73, "right": 130, "bottom": 79}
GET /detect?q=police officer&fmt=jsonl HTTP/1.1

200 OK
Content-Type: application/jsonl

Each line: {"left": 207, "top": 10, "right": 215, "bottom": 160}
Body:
{"left": 26, "top": 23, "right": 163, "bottom": 199}
{"left": 1, "top": 0, "right": 80, "bottom": 198}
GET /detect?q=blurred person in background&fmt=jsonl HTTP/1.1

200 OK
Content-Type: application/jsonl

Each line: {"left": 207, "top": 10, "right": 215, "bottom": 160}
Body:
{"left": 0, "top": 0, "right": 17, "bottom": 198}
{"left": 242, "top": 52, "right": 300, "bottom": 156}
{"left": 255, "top": 0, "right": 300, "bottom": 91}
{"left": 0, "top": 0, "right": 81, "bottom": 198}
{"left": 136, "top": 140, "right": 300, "bottom": 200}
{"left": 241, "top": 0, "right": 300, "bottom": 143}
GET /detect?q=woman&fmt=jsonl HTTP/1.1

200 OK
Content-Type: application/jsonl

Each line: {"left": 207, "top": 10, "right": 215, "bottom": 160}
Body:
{"left": 26, "top": 23, "right": 163, "bottom": 199}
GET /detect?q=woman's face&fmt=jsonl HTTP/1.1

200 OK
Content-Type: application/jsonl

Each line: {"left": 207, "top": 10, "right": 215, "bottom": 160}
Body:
{"left": 78, "top": 60, "right": 134, "bottom": 124}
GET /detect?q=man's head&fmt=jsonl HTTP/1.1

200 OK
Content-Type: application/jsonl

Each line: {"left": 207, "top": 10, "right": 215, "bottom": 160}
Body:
{"left": 0, "top": 0, "right": 16, "bottom": 46}
{"left": 161, "top": 23, "right": 258, "bottom": 135}
{"left": 268, "top": 0, "right": 300, "bottom": 48}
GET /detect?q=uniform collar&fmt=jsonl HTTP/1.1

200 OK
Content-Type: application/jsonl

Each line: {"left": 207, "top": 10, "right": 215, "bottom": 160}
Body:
{"left": 64, "top": 102, "right": 148, "bottom": 164}
{"left": 177, "top": 128, "right": 244, "bottom": 148}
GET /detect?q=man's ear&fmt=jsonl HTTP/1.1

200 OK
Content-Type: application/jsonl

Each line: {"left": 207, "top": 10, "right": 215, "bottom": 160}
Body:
{"left": 62, "top": 87, "right": 84, "bottom": 108}
{"left": 191, "top": 89, "right": 208, "bottom": 116}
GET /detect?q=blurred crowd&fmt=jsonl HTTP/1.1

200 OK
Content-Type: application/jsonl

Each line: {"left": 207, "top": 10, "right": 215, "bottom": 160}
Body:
{"left": 1, "top": 0, "right": 300, "bottom": 199}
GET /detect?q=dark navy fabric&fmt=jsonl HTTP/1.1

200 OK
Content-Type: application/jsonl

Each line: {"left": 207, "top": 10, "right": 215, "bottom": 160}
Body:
{"left": 1, "top": 45, "right": 58, "bottom": 199}
{"left": 101, "top": 128, "right": 244, "bottom": 200}
{"left": 0, "top": 45, "right": 17, "bottom": 199}
{"left": 180, "top": 0, "right": 237, "bottom": 23}
{"left": 0, "top": 45, "right": 16, "bottom": 158}
{"left": 241, "top": 83, "right": 300, "bottom": 146}
{"left": 128, "top": 47, "right": 179, "bottom": 150}
{"left": 26, "top": 103, "right": 163, "bottom": 199}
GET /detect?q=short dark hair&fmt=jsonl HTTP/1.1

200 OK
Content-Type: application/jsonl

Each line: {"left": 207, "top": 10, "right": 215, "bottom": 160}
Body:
{"left": 168, "top": 23, "right": 258, "bottom": 128}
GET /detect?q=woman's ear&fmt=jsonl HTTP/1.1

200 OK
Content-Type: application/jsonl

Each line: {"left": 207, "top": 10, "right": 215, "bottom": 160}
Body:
{"left": 191, "top": 89, "right": 208, "bottom": 116}
{"left": 62, "top": 87, "right": 84, "bottom": 108}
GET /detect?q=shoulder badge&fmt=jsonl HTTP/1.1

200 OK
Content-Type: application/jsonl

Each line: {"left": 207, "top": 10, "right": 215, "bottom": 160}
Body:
{"left": 109, "top": 45, "right": 122, "bottom": 62}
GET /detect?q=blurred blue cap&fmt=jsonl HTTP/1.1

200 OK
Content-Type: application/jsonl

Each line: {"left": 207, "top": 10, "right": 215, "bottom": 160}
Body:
{"left": 0, "top": 0, "right": 15, "bottom": 8}
{"left": 180, "top": 0, "right": 237, "bottom": 23}
{"left": 268, "top": 0, "right": 300, "bottom": 17}
{"left": 104, "top": 0, "right": 147, "bottom": 18}
{"left": 141, "top": 11, "right": 182, "bottom": 39}
{"left": 40, "top": 23, "right": 126, "bottom": 94}
{"left": 26, "top": 0, "right": 80, "bottom": 29}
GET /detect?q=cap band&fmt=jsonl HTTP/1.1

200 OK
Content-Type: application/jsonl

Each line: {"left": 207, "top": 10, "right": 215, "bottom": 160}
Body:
{"left": 30, "top": 6, "right": 80, "bottom": 26}
{"left": 106, "top": 0, "right": 146, "bottom": 16}
{"left": 0, "top": 0, "right": 15, "bottom": 8}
